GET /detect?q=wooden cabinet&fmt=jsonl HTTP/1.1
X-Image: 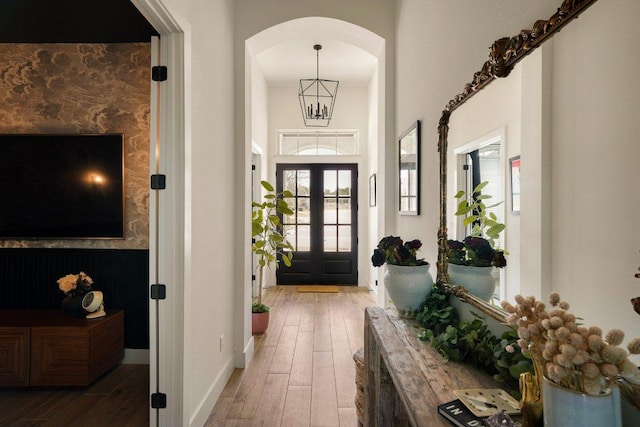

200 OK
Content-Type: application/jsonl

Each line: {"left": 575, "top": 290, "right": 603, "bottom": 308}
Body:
{"left": 0, "top": 327, "right": 29, "bottom": 387}
{"left": 364, "top": 307, "right": 506, "bottom": 426}
{"left": 0, "top": 310, "right": 124, "bottom": 387}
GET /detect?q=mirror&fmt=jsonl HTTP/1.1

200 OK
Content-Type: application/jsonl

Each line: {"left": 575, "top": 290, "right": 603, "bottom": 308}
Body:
{"left": 437, "top": 0, "right": 608, "bottom": 321}
{"left": 399, "top": 120, "right": 420, "bottom": 215}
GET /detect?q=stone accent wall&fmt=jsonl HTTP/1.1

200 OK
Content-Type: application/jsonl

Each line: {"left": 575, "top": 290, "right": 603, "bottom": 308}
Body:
{"left": 0, "top": 43, "right": 150, "bottom": 249}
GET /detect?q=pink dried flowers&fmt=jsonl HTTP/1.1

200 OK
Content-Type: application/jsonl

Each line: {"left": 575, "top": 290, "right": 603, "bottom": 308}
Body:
{"left": 501, "top": 292, "right": 640, "bottom": 398}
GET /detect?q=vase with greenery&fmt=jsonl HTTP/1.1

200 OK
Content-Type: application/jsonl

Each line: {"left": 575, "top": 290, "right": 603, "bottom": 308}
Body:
{"left": 251, "top": 180, "right": 294, "bottom": 333}
{"left": 446, "top": 181, "right": 506, "bottom": 301}
{"left": 371, "top": 236, "right": 433, "bottom": 317}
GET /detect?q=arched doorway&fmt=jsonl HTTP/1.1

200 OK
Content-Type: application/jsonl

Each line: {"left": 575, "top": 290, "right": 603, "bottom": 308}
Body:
{"left": 240, "top": 17, "right": 388, "bottom": 361}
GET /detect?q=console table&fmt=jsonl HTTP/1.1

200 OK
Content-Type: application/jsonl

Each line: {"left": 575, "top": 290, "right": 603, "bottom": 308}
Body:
{"left": 0, "top": 309, "right": 124, "bottom": 387}
{"left": 364, "top": 307, "right": 509, "bottom": 426}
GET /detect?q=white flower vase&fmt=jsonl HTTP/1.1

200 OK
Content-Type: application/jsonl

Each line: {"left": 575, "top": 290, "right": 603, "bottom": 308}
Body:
{"left": 447, "top": 264, "right": 496, "bottom": 302}
{"left": 383, "top": 264, "right": 434, "bottom": 317}
{"left": 543, "top": 376, "right": 622, "bottom": 427}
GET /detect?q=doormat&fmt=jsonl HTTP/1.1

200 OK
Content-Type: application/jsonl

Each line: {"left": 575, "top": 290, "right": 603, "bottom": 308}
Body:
{"left": 297, "top": 285, "right": 339, "bottom": 293}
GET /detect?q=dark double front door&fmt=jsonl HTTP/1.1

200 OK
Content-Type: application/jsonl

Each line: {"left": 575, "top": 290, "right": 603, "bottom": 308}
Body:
{"left": 276, "top": 163, "right": 358, "bottom": 285}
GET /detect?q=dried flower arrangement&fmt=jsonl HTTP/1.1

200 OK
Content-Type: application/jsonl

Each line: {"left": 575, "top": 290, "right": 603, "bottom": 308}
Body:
{"left": 501, "top": 293, "right": 640, "bottom": 409}
{"left": 57, "top": 271, "right": 94, "bottom": 297}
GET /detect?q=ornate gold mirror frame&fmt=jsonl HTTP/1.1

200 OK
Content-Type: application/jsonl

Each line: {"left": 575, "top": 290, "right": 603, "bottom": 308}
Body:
{"left": 436, "top": 0, "right": 599, "bottom": 322}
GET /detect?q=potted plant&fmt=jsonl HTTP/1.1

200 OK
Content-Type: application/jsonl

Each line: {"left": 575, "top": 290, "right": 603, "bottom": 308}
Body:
{"left": 57, "top": 271, "right": 94, "bottom": 316}
{"left": 251, "top": 180, "right": 294, "bottom": 334}
{"left": 371, "top": 236, "right": 434, "bottom": 317}
{"left": 446, "top": 181, "right": 507, "bottom": 301}
{"left": 503, "top": 292, "right": 640, "bottom": 427}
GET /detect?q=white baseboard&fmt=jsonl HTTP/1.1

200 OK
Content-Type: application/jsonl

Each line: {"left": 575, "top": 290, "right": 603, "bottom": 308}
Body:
{"left": 122, "top": 348, "right": 150, "bottom": 365}
{"left": 235, "top": 336, "right": 255, "bottom": 368}
{"left": 188, "top": 356, "right": 235, "bottom": 427}
{"left": 188, "top": 336, "right": 256, "bottom": 426}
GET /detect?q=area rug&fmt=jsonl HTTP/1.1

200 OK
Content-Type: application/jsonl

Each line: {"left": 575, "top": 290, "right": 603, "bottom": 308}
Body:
{"left": 297, "top": 285, "right": 339, "bottom": 293}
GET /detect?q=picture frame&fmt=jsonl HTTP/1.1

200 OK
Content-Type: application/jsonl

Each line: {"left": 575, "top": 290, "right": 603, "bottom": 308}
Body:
{"left": 509, "top": 155, "right": 521, "bottom": 214}
{"left": 399, "top": 120, "right": 420, "bottom": 215}
{"left": 369, "top": 173, "right": 377, "bottom": 207}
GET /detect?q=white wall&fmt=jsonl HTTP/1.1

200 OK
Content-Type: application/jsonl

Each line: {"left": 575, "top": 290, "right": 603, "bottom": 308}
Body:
{"left": 251, "top": 57, "right": 270, "bottom": 158}
{"left": 367, "top": 68, "right": 382, "bottom": 299}
{"left": 268, "top": 86, "right": 370, "bottom": 151}
{"left": 549, "top": 0, "right": 640, "bottom": 359}
{"left": 148, "top": 0, "right": 237, "bottom": 425}
{"left": 395, "top": 0, "right": 559, "bottom": 282}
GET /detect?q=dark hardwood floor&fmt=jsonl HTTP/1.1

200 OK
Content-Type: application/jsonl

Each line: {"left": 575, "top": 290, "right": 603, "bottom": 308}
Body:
{"left": 0, "top": 364, "right": 149, "bottom": 426}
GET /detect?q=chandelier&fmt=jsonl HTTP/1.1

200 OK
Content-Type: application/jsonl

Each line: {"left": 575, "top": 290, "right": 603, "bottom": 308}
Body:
{"left": 298, "top": 44, "right": 339, "bottom": 127}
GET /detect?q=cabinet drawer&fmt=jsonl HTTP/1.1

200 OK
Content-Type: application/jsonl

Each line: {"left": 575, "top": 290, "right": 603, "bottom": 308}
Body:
{"left": 0, "top": 327, "right": 30, "bottom": 387}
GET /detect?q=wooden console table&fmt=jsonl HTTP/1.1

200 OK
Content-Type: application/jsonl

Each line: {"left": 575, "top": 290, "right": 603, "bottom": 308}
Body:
{"left": 364, "top": 307, "right": 507, "bottom": 426}
{"left": 0, "top": 309, "right": 124, "bottom": 387}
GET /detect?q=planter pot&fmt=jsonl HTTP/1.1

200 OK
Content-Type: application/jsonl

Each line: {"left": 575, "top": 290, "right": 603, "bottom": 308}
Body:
{"left": 383, "top": 263, "right": 434, "bottom": 317}
{"left": 252, "top": 311, "right": 270, "bottom": 335}
{"left": 447, "top": 264, "right": 496, "bottom": 302}
{"left": 543, "top": 376, "right": 621, "bottom": 427}
{"left": 61, "top": 295, "right": 86, "bottom": 317}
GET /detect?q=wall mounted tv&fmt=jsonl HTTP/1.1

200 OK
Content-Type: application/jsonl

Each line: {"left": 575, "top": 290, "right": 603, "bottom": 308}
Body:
{"left": 0, "top": 134, "right": 125, "bottom": 239}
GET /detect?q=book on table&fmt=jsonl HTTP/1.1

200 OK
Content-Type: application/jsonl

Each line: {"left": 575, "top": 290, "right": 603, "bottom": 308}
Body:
{"left": 437, "top": 399, "right": 485, "bottom": 427}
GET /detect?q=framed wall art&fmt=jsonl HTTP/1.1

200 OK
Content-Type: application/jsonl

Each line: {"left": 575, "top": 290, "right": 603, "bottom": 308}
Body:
{"left": 369, "top": 173, "right": 376, "bottom": 207}
{"left": 509, "top": 155, "right": 521, "bottom": 214}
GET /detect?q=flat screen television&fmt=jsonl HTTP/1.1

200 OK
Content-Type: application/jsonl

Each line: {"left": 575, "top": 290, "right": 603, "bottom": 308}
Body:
{"left": 0, "top": 134, "right": 125, "bottom": 239}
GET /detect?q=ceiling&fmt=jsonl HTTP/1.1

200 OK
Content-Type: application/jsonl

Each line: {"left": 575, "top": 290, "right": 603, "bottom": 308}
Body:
{"left": 0, "top": 0, "right": 158, "bottom": 43}
{"left": 256, "top": 38, "right": 377, "bottom": 88}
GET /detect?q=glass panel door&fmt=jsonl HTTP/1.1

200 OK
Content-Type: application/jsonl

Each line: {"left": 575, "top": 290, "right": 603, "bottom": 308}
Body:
{"left": 276, "top": 163, "right": 358, "bottom": 285}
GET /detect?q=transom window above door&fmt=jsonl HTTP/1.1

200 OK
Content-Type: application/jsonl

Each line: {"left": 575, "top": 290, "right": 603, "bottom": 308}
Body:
{"left": 278, "top": 130, "right": 359, "bottom": 155}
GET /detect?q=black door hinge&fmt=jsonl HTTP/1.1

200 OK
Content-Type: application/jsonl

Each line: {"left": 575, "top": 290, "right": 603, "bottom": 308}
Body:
{"left": 252, "top": 274, "right": 256, "bottom": 281}
{"left": 463, "top": 164, "right": 470, "bottom": 171}
{"left": 151, "top": 392, "right": 167, "bottom": 408}
{"left": 151, "top": 66, "right": 168, "bottom": 82}
{"left": 151, "top": 174, "right": 166, "bottom": 190}
{"left": 150, "top": 284, "right": 166, "bottom": 300}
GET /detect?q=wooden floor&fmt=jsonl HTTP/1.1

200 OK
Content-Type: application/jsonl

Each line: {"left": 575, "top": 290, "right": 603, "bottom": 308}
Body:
{"left": 205, "top": 285, "right": 376, "bottom": 427}
{"left": 0, "top": 364, "right": 149, "bottom": 426}
{"left": 0, "top": 286, "right": 374, "bottom": 427}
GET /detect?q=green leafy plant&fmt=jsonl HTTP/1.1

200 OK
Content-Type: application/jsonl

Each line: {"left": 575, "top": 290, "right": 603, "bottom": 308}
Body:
{"left": 420, "top": 313, "right": 495, "bottom": 366}
{"left": 251, "top": 302, "right": 269, "bottom": 313}
{"left": 251, "top": 180, "right": 294, "bottom": 312}
{"left": 492, "top": 329, "right": 533, "bottom": 385}
{"left": 415, "top": 285, "right": 456, "bottom": 335}
{"left": 416, "top": 288, "right": 532, "bottom": 394}
{"left": 455, "top": 181, "right": 505, "bottom": 243}
{"left": 447, "top": 181, "right": 507, "bottom": 268}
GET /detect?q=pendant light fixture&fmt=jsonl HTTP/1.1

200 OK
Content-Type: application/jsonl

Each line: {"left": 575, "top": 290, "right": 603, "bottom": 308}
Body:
{"left": 298, "top": 44, "right": 339, "bottom": 127}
